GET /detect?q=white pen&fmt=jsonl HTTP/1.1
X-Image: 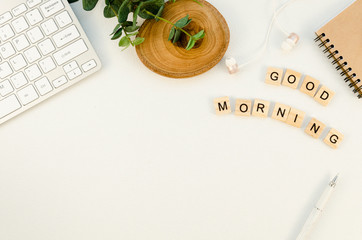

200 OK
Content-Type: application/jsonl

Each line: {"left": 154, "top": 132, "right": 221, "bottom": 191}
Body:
{"left": 296, "top": 174, "right": 339, "bottom": 240}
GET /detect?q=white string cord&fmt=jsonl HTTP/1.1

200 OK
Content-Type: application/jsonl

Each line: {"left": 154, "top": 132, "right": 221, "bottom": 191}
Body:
{"left": 236, "top": 0, "right": 297, "bottom": 69}
{"left": 273, "top": 0, "right": 291, "bottom": 36}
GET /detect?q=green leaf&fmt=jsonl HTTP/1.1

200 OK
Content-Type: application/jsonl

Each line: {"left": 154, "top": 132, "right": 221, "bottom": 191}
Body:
{"left": 111, "top": 28, "right": 123, "bottom": 40}
{"left": 122, "top": 21, "right": 133, "bottom": 27}
{"left": 126, "top": 31, "right": 139, "bottom": 36}
{"left": 192, "top": 30, "right": 205, "bottom": 40}
{"left": 82, "top": 0, "right": 99, "bottom": 11}
{"left": 110, "top": 0, "right": 124, "bottom": 14}
{"left": 110, "top": 23, "right": 122, "bottom": 35}
{"left": 119, "top": 36, "right": 130, "bottom": 47}
{"left": 192, "top": 0, "right": 203, "bottom": 6}
{"left": 118, "top": 0, "right": 130, "bottom": 23}
{"left": 103, "top": 5, "right": 115, "bottom": 18}
{"left": 174, "top": 15, "right": 189, "bottom": 28}
{"left": 168, "top": 27, "right": 175, "bottom": 41}
{"left": 133, "top": 37, "right": 145, "bottom": 46}
{"left": 133, "top": 4, "right": 141, "bottom": 27}
{"left": 154, "top": 4, "right": 164, "bottom": 22}
{"left": 68, "top": 0, "right": 79, "bottom": 3}
{"left": 124, "top": 25, "right": 139, "bottom": 32}
{"left": 138, "top": 0, "right": 164, "bottom": 19}
{"left": 121, "top": 44, "right": 130, "bottom": 51}
{"left": 172, "top": 29, "right": 181, "bottom": 43}
{"left": 186, "top": 38, "right": 196, "bottom": 50}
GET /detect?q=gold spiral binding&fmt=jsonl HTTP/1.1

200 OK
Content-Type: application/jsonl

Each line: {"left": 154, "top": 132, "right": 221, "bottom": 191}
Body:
{"left": 315, "top": 33, "right": 362, "bottom": 98}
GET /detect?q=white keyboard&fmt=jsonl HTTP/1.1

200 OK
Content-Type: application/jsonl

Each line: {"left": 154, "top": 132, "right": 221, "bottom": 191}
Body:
{"left": 0, "top": 0, "right": 101, "bottom": 125}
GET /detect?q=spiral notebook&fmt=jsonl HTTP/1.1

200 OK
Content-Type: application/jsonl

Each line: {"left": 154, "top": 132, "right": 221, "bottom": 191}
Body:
{"left": 315, "top": 0, "right": 362, "bottom": 98}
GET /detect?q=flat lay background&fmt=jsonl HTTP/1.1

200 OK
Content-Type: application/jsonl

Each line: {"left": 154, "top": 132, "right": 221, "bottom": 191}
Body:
{"left": 1, "top": 0, "right": 361, "bottom": 239}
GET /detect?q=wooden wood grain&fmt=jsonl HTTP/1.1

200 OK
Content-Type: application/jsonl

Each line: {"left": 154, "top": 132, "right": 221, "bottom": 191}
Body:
{"left": 135, "top": 0, "right": 230, "bottom": 78}
{"left": 235, "top": 99, "right": 252, "bottom": 117}
{"left": 252, "top": 99, "right": 270, "bottom": 118}
{"left": 282, "top": 69, "right": 302, "bottom": 89}
{"left": 265, "top": 67, "right": 284, "bottom": 86}
{"left": 314, "top": 85, "right": 335, "bottom": 106}
{"left": 214, "top": 96, "right": 231, "bottom": 115}
{"left": 305, "top": 118, "right": 326, "bottom": 139}
{"left": 324, "top": 128, "right": 344, "bottom": 149}
{"left": 300, "top": 75, "right": 320, "bottom": 97}
{"left": 286, "top": 108, "right": 306, "bottom": 128}
{"left": 271, "top": 103, "right": 291, "bottom": 122}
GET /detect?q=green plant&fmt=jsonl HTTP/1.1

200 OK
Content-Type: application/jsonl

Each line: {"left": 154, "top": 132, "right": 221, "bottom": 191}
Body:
{"left": 68, "top": 0, "right": 205, "bottom": 50}
{"left": 146, "top": 12, "right": 205, "bottom": 50}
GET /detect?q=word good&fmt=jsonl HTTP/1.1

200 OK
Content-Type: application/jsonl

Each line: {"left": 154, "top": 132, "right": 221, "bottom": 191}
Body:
{"left": 265, "top": 67, "right": 335, "bottom": 106}
{"left": 213, "top": 97, "right": 344, "bottom": 149}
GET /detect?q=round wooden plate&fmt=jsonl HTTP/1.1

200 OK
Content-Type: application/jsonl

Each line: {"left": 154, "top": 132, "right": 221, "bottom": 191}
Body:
{"left": 136, "top": 0, "right": 230, "bottom": 78}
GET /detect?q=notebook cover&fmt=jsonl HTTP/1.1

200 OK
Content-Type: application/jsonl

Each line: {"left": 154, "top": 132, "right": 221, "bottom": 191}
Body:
{"left": 315, "top": 0, "right": 362, "bottom": 96}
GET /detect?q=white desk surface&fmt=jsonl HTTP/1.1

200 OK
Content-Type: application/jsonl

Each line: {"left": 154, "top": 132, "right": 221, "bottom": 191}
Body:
{"left": 1, "top": 0, "right": 361, "bottom": 239}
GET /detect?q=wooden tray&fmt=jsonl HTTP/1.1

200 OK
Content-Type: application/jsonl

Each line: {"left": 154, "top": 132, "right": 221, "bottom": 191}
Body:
{"left": 136, "top": 0, "right": 230, "bottom": 78}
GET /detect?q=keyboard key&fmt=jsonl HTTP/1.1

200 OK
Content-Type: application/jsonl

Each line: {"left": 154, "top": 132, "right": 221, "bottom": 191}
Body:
{"left": 41, "top": 19, "right": 58, "bottom": 36}
{"left": 38, "top": 38, "right": 55, "bottom": 55}
{"left": 53, "top": 25, "right": 80, "bottom": 48}
{"left": 12, "top": 17, "right": 29, "bottom": 33}
{"left": 55, "top": 11, "right": 72, "bottom": 28}
{"left": 0, "top": 62, "right": 13, "bottom": 79}
{"left": 63, "top": 60, "right": 78, "bottom": 73}
{"left": 0, "top": 0, "right": 101, "bottom": 125}
{"left": 39, "top": 56, "right": 56, "bottom": 73}
{"left": 10, "top": 54, "right": 27, "bottom": 71}
{"left": 26, "top": 9, "right": 43, "bottom": 26}
{"left": 13, "top": 34, "right": 30, "bottom": 51}
{"left": 40, "top": 0, "right": 64, "bottom": 18}
{"left": 25, "top": 64, "right": 41, "bottom": 81}
{"left": 35, "top": 77, "right": 53, "bottom": 95}
{"left": 82, "top": 59, "right": 97, "bottom": 72}
{"left": 53, "top": 39, "right": 88, "bottom": 65}
{"left": 10, "top": 72, "right": 28, "bottom": 89}
{"left": 27, "top": 0, "right": 42, "bottom": 8}
{"left": 27, "top": 27, "right": 44, "bottom": 43}
{"left": 52, "top": 76, "right": 67, "bottom": 88}
{"left": 0, "top": 24, "right": 15, "bottom": 41}
{"left": 0, "top": 80, "right": 14, "bottom": 96}
{"left": 67, "top": 67, "right": 82, "bottom": 80}
{"left": 17, "top": 85, "right": 39, "bottom": 105}
{"left": 24, "top": 46, "right": 41, "bottom": 63}
{"left": 12, "top": 4, "right": 27, "bottom": 17}
{"left": 0, "top": 12, "right": 12, "bottom": 25}
{"left": 0, "top": 94, "right": 21, "bottom": 119}
{"left": 0, "top": 42, "right": 16, "bottom": 59}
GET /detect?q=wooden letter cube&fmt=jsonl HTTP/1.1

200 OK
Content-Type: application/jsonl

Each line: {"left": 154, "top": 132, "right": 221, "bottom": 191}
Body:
{"left": 286, "top": 108, "right": 306, "bottom": 128}
{"left": 282, "top": 69, "right": 302, "bottom": 89}
{"left": 314, "top": 86, "right": 335, "bottom": 106}
{"left": 252, "top": 99, "right": 270, "bottom": 118}
{"left": 271, "top": 103, "right": 291, "bottom": 122}
{"left": 324, "top": 128, "right": 344, "bottom": 149}
{"left": 235, "top": 99, "right": 252, "bottom": 117}
{"left": 265, "top": 67, "right": 284, "bottom": 86}
{"left": 300, "top": 75, "right": 321, "bottom": 97}
{"left": 305, "top": 118, "right": 326, "bottom": 139}
{"left": 214, "top": 97, "right": 231, "bottom": 115}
